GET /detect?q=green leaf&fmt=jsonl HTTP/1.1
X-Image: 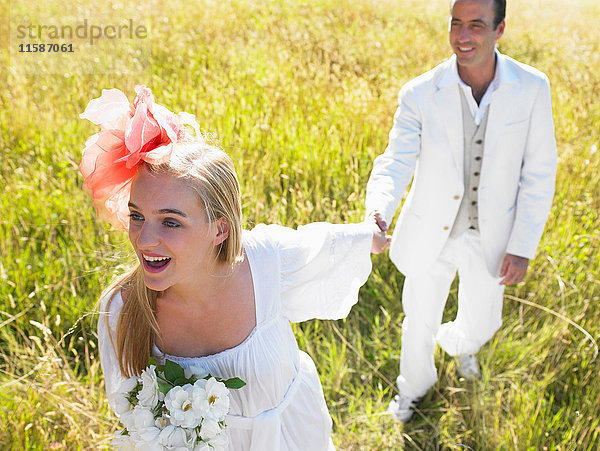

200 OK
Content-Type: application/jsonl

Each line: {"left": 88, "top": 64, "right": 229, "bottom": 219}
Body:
{"left": 173, "top": 376, "right": 189, "bottom": 387}
{"left": 164, "top": 359, "right": 184, "bottom": 383}
{"left": 223, "top": 377, "right": 246, "bottom": 389}
{"left": 158, "top": 380, "right": 173, "bottom": 395}
{"left": 147, "top": 356, "right": 158, "bottom": 367}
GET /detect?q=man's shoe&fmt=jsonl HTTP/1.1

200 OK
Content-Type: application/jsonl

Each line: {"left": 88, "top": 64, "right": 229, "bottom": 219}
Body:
{"left": 457, "top": 354, "right": 481, "bottom": 380}
{"left": 387, "top": 392, "right": 417, "bottom": 422}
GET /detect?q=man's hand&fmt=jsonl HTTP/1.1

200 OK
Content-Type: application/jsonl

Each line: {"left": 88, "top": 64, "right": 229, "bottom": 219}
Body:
{"left": 367, "top": 210, "right": 391, "bottom": 254}
{"left": 499, "top": 253, "right": 529, "bottom": 285}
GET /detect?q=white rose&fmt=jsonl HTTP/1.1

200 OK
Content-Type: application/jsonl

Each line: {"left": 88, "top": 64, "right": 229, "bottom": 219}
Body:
{"left": 190, "top": 379, "right": 208, "bottom": 417}
{"left": 155, "top": 415, "right": 170, "bottom": 429}
{"left": 137, "top": 364, "right": 160, "bottom": 408}
{"left": 111, "top": 430, "right": 137, "bottom": 451}
{"left": 137, "top": 425, "right": 163, "bottom": 451}
{"left": 164, "top": 385, "right": 198, "bottom": 428}
{"left": 133, "top": 414, "right": 169, "bottom": 450}
{"left": 128, "top": 430, "right": 142, "bottom": 444}
{"left": 192, "top": 377, "right": 230, "bottom": 421}
{"left": 137, "top": 426, "right": 162, "bottom": 450}
{"left": 204, "top": 430, "right": 229, "bottom": 451}
{"left": 198, "top": 417, "right": 222, "bottom": 440}
{"left": 158, "top": 424, "right": 196, "bottom": 449}
{"left": 132, "top": 405, "right": 156, "bottom": 431}
{"left": 110, "top": 376, "right": 139, "bottom": 416}
{"left": 119, "top": 408, "right": 137, "bottom": 432}
{"left": 119, "top": 404, "right": 150, "bottom": 434}
{"left": 184, "top": 364, "right": 209, "bottom": 380}
{"left": 193, "top": 441, "right": 212, "bottom": 451}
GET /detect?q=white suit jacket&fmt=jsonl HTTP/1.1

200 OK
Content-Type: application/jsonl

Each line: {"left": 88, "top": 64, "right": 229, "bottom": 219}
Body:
{"left": 366, "top": 51, "right": 558, "bottom": 277}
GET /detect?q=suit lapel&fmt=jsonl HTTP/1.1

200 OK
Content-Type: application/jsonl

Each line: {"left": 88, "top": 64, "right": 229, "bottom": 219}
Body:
{"left": 483, "top": 82, "right": 515, "bottom": 174}
{"left": 482, "top": 52, "right": 520, "bottom": 179}
{"left": 434, "top": 81, "right": 463, "bottom": 174}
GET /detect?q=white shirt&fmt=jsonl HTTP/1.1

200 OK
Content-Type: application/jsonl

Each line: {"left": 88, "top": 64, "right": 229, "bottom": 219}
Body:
{"left": 98, "top": 222, "right": 373, "bottom": 450}
{"left": 452, "top": 56, "right": 501, "bottom": 126}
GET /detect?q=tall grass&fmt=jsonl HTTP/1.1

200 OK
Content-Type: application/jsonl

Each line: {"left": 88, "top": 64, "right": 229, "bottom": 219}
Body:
{"left": 1, "top": 0, "right": 599, "bottom": 448}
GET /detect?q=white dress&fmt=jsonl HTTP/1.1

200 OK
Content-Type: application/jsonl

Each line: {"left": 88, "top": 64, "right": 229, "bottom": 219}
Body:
{"left": 98, "top": 222, "right": 373, "bottom": 450}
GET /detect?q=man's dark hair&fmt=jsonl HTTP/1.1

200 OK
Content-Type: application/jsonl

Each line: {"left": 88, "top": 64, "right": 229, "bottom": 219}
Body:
{"left": 451, "top": 0, "right": 506, "bottom": 29}
{"left": 492, "top": 0, "right": 506, "bottom": 29}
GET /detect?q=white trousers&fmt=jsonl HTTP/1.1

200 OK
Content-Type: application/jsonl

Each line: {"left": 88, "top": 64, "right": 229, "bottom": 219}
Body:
{"left": 396, "top": 229, "right": 505, "bottom": 398}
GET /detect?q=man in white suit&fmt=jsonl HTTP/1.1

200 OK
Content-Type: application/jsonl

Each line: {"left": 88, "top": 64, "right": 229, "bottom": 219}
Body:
{"left": 367, "top": 0, "right": 557, "bottom": 421}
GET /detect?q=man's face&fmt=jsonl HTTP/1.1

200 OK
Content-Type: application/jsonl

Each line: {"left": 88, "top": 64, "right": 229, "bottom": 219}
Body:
{"left": 449, "top": 0, "right": 504, "bottom": 72}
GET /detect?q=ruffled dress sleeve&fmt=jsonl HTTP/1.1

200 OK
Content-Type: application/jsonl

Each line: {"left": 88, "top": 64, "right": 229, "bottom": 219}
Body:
{"left": 258, "top": 222, "right": 374, "bottom": 323}
{"left": 97, "top": 289, "right": 126, "bottom": 410}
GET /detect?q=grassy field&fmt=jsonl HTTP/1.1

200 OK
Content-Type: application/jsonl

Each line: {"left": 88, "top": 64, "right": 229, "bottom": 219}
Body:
{"left": 1, "top": 0, "right": 599, "bottom": 448}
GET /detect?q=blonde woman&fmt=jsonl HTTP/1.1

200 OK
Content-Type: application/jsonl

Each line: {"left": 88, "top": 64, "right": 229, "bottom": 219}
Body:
{"left": 83, "top": 85, "right": 389, "bottom": 450}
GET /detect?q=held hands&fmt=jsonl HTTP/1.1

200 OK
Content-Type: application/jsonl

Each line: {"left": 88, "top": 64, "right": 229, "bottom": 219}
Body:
{"left": 499, "top": 253, "right": 529, "bottom": 285}
{"left": 367, "top": 210, "right": 391, "bottom": 254}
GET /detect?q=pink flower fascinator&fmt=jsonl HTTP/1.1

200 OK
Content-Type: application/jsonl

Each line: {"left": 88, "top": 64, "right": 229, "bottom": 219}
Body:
{"left": 79, "top": 85, "right": 200, "bottom": 229}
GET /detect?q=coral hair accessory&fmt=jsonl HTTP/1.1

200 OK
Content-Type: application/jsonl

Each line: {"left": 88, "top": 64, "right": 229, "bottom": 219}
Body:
{"left": 79, "top": 85, "right": 200, "bottom": 229}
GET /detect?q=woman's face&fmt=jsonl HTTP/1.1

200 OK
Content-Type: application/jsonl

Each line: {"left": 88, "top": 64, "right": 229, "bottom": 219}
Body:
{"left": 128, "top": 167, "right": 224, "bottom": 292}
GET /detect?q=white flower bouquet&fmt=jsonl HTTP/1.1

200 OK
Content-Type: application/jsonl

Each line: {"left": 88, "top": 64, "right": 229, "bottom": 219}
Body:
{"left": 110, "top": 357, "right": 245, "bottom": 450}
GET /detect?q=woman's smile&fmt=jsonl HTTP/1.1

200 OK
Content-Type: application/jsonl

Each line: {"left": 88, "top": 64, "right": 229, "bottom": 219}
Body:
{"left": 141, "top": 253, "right": 172, "bottom": 273}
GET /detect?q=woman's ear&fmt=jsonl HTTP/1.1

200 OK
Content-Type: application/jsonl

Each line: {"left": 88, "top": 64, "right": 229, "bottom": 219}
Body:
{"left": 214, "top": 217, "right": 230, "bottom": 246}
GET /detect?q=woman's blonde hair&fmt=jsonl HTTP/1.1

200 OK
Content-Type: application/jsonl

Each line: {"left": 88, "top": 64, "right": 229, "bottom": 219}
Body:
{"left": 101, "top": 141, "right": 243, "bottom": 377}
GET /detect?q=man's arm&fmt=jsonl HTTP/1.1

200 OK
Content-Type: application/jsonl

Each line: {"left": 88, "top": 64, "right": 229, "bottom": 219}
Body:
{"left": 365, "top": 85, "right": 422, "bottom": 225}
{"left": 505, "top": 75, "right": 558, "bottom": 261}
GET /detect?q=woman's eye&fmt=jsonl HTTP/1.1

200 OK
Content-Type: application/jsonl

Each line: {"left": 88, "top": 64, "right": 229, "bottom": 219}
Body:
{"left": 163, "top": 219, "right": 181, "bottom": 228}
{"left": 129, "top": 212, "right": 144, "bottom": 221}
